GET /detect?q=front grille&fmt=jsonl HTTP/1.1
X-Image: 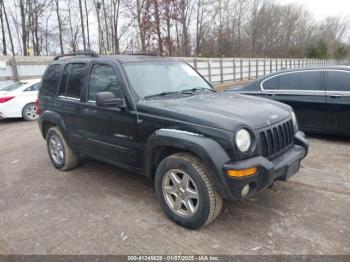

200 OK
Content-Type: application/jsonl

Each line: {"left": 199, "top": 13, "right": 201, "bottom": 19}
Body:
{"left": 260, "top": 119, "right": 294, "bottom": 158}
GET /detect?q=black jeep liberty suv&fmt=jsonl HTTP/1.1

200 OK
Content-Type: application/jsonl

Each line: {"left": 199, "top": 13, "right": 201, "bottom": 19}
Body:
{"left": 37, "top": 52, "right": 308, "bottom": 229}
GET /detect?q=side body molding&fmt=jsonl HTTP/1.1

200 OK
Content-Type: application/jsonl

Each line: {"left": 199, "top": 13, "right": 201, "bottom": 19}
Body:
{"left": 144, "top": 128, "right": 233, "bottom": 199}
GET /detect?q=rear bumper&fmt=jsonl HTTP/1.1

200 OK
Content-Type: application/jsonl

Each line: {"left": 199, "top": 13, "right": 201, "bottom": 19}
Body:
{"left": 222, "top": 131, "right": 308, "bottom": 200}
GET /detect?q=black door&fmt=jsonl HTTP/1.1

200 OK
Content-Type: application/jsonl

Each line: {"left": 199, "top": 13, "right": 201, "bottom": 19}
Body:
{"left": 81, "top": 63, "right": 138, "bottom": 166}
{"left": 325, "top": 70, "right": 350, "bottom": 134}
{"left": 261, "top": 71, "right": 327, "bottom": 131}
{"left": 53, "top": 63, "right": 87, "bottom": 150}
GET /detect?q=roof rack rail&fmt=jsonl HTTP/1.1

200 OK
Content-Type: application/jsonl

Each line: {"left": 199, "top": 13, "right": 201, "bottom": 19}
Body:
{"left": 53, "top": 51, "right": 99, "bottom": 61}
{"left": 126, "top": 52, "right": 158, "bottom": 56}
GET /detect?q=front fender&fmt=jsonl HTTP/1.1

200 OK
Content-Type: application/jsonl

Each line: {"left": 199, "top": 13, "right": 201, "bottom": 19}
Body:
{"left": 144, "top": 128, "right": 233, "bottom": 199}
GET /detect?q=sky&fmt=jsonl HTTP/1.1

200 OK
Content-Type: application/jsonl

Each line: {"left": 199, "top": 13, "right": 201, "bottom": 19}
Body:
{"left": 280, "top": 0, "right": 350, "bottom": 21}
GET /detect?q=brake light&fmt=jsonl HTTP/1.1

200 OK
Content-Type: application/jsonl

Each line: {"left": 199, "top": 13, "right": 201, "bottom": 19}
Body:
{"left": 0, "top": 96, "right": 15, "bottom": 103}
{"left": 35, "top": 98, "right": 43, "bottom": 115}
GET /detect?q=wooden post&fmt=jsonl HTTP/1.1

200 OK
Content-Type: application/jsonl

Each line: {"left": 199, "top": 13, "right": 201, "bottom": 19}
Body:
{"left": 233, "top": 59, "right": 236, "bottom": 81}
{"left": 207, "top": 59, "right": 211, "bottom": 82}
{"left": 220, "top": 59, "right": 224, "bottom": 83}
{"left": 240, "top": 59, "right": 243, "bottom": 81}
{"left": 248, "top": 59, "right": 251, "bottom": 80}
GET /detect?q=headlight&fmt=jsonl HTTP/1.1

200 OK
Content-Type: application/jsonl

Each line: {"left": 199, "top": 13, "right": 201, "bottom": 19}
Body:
{"left": 235, "top": 128, "right": 252, "bottom": 152}
{"left": 291, "top": 111, "right": 298, "bottom": 130}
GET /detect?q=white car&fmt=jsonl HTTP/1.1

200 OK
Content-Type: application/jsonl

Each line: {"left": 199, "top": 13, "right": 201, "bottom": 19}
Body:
{"left": 0, "top": 79, "right": 41, "bottom": 121}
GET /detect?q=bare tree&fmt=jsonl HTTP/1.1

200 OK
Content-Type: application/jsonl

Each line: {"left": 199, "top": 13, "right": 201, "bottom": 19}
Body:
{"left": 78, "top": 0, "right": 86, "bottom": 51}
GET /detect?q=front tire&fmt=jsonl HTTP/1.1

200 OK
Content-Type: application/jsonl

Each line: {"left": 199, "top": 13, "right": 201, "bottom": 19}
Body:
{"left": 46, "top": 127, "right": 79, "bottom": 171}
{"left": 22, "top": 103, "right": 39, "bottom": 121}
{"left": 155, "top": 152, "right": 223, "bottom": 229}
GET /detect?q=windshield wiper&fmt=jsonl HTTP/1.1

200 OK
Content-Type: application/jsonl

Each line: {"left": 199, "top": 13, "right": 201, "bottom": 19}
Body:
{"left": 142, "top": 87, "right": 215, "bottom": 100}
{"left": 181, "top": 87, "right": 216, "bottom": 93}
{"left": 143, "top": 91, "right": 186, "bottom": 99}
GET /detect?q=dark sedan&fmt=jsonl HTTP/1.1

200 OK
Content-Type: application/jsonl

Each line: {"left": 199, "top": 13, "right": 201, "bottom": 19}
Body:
{"left": 226, "top": 67, "right": 350, "bottom": 135}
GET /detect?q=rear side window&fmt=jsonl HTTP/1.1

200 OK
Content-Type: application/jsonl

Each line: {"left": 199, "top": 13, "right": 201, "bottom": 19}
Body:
{"left": 325, "top": 71, "right": 350, "bottom": 91}
{"left": 41, "top": 64, "right": 61, "bottom": 95}
{"left": 88, "top": 64, "right": 122, "bottom": 101}
{"left": 24, "top": 83, "right": 40, "bottom": 92}
{"left": 262, "top": 76, "right": 279, "bottom": 90}
{"left": 59, "top": 63, "right": 86, "bottom": 98}
{"left": 279, "top": 71, "right": 321, "bottom": 91}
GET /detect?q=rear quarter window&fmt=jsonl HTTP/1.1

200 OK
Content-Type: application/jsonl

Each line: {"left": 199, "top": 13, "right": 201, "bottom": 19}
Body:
{"left": 59, "top": 63, "right": 86, "bottom": 98}
{"left": 41, "top": 64, "right": 62, "bottom": 96}
{"left": 262, "top": 76, "right": 279, "bottom": 90}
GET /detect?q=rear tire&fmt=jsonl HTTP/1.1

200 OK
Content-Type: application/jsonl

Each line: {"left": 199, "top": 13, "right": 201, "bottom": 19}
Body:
{"left": 155, "top": 152, "right": 223, "bottom": 229}
{"left": 46, "top": 127, "right": 79, "bottom": 171}
{"left": 22, "top": 103, "right": 39, "bottom": 121}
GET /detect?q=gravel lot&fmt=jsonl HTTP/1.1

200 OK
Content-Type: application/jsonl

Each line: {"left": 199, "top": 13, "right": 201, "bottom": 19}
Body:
{"left": 0, "top": 119, "right": 349, "bottom": 255}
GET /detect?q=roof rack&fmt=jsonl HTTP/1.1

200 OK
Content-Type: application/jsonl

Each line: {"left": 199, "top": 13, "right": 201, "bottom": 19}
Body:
{"left": 126, "top": 52, "right": 158, "bottom": 56}
{"left": 53, "top": 51, "right": 99, "bottom": 61}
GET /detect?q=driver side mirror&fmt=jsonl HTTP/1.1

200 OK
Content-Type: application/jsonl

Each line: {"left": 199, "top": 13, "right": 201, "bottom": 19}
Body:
{"left": 96, "top": 91, "right": 126, "bottom": 109}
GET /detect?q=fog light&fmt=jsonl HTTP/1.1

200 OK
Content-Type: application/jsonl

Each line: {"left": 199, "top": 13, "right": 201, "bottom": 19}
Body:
{"left": 241, "top": 184, "right": 250, "bottom": 197}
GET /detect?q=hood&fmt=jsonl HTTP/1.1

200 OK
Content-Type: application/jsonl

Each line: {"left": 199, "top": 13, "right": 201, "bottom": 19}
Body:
{"left": 138, "top": 92, "right": 292, "bottom": 131}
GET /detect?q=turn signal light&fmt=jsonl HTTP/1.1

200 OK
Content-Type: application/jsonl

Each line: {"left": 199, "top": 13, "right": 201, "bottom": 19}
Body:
{"left": 0, "top": 96, "right": 15, "bottom": 103}
{"left": 227, "top": 167, "right": 257, "bottom": 178}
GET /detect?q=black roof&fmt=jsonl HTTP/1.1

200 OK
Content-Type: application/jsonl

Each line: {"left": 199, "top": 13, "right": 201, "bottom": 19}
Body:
{"left": 261, "top": 66, "right": 350, "bottom": 79}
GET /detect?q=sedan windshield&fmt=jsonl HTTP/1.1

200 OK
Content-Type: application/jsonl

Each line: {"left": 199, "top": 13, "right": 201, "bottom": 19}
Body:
{"left": 123, "top": 61, "right": 213, "bottom": 98}
{"left": 0, "top": 81, "right": 27, "bottom": 91}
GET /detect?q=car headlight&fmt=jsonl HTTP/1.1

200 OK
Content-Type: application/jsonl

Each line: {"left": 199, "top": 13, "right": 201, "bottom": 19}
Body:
{"left": 291, "top": 111, "right": 298, "bottom": 130}
{"left": 235, "top": 128, "right": 252, "bottom": 152}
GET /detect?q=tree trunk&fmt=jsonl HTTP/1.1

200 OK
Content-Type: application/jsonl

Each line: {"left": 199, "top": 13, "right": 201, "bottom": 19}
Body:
{"left": 165, "top": 2, "right": 172, "bottom": 56}
{"left": 96, "top": 4, "right": 103, "bottom": 53}
{"left": 84, "top": 0, "right": 90, "bottom": 50}
{"left": 154, "top": 0, "right": 163, "bottom": 55}
{"left": 102, "top": 0, "right": 110, "bottom": 52}
{"left": 113, "top": 0, "right": 120, "bottom": 54}
{"left": 0, "top": 3, "right": 7, "bottom": 55}
{"left": 55, "top": 0, "right": 64, "bottom": 54}
{"left": 78, "top": 0, "right": 86, "bottom": 51}
{"left": 136, "top": 0, "right": 146, "bottom": 52}
{"left": 19, "top": 0, "right": 27, "bottom": 55}
{"left": 2, "top": 1, "right": 14, "bottom": 55}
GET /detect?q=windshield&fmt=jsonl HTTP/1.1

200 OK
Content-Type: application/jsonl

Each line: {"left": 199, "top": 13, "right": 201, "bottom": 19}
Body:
{"left": 123, "top": 61, "right": 212, "bottom": 98}
{"left": 0, "top": 81, "right": 27, "bottom": 91}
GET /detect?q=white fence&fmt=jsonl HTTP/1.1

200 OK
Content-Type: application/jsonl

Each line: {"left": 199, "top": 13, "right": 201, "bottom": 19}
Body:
{"left": 0, "top": 56, "right": 347, "bottom": 88}
{"left": 185, "top": 57, "right": 347, "bottom": 83}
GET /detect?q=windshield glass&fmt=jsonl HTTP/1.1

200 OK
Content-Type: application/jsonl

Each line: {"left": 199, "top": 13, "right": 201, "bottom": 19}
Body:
{"left": 0, "top": 81, "right": 27, "bottom": 91}
{"left": 123, "top": 61, "right": 212, "bottom": 98}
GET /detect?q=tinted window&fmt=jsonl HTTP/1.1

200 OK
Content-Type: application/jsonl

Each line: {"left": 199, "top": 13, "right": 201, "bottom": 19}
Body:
{"left": 262, "top": 76, "right": 279, "bottom": 90}
{"left": 24, "top": 83, "right": 40, "bottom": 92}
{"left": 88, "top": 65, "right": 122, "bottom": 101}
{"left": 61, "top": 63, "right": 86, "bottom": 98}
{"left": 41, "top": 64, "right": 61, "bottom": 95}
{"left": 279, "top": 71, "right": 321, "bottom": 91}
{"left": 325, "top": 71, "right": 350, "bottom": 91}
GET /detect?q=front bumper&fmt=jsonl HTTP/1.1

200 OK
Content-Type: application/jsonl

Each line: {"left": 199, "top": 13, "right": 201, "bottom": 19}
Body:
{"left": 222, "top": 131, "right": 308, "bottom": 200}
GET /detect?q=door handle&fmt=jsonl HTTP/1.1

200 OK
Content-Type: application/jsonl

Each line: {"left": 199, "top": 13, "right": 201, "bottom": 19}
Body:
{"left": 329, "top": 94, "right": 343, "bottom": 98}
{"left": 266, "top": 92, "right": 275, "bottom": 96}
